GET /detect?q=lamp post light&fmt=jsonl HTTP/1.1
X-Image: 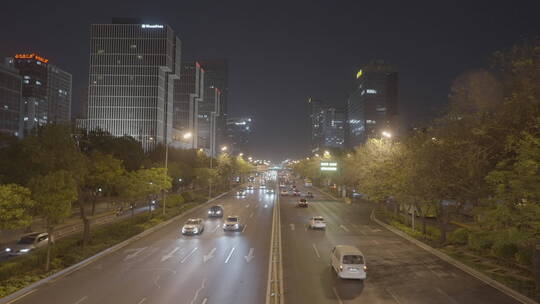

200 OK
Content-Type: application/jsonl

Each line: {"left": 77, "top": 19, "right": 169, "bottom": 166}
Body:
{"left": 183, "top": 132, "right": 193, "bottom": 140}
{"left": 382, "top": 130, "right": 392, "bottom": 138}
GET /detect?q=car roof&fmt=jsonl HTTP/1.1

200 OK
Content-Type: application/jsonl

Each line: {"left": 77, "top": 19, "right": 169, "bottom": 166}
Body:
{"left": 22, "top": 232, "right": 43, "bottom": 238}
{"left": 210, "top": 205, "right": 223, "bottom": 208}
{"left": 227, "top": 215, "right": 239, "bottom": 218}
{"left": 334, "top": 245, "right": 363, "bottom": 255}
{"left": 187, "top": 218, "right": 202, "bottom": 221}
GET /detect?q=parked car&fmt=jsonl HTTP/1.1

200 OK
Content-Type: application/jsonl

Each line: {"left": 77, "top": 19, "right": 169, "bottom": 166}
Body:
{"left": 181, "top": 218, "right": 205, "bottom": 235}
{"left": 5, "top": 232, "right": 53, "bottom": 255}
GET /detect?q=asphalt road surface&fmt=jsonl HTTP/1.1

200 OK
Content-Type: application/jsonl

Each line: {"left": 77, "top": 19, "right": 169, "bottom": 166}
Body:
{"left": 10, "top": 184, "right": 275, "bottom": 304}
{"left": 280, "top": 183, "right": 520, "bottom": 304}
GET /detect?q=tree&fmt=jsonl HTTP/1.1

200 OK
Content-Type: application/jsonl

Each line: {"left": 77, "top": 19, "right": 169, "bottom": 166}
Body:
{"left": 0, "top": 184, "right": 35, "bottom": 230}
{"left": 117, "top": 168, "right": 172, "bottom": 215}
{"left": 29, "top": 171, "right": 78, "bottom": 271}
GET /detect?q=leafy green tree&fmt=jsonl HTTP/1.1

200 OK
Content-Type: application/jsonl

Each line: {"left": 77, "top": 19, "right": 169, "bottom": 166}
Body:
{"left": 0, "top": 184, "right": 35, "bottom": 230}
{"left": 29, "top": 171, "right": 78, "bottom": 271}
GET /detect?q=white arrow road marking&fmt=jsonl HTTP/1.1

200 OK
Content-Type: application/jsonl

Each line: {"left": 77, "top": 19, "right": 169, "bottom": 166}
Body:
{"left": 124, "top": 247, "right": 147, "bottom": 261}
{"left": 180, "top": 247, "right": 198, "bottom": 264}
{"left": 190, "top": 279, "right": 206, "bottom": 304}
{"left": 242, "top": 224, "right": 248, "bottom": 232}
{"left": 249, "top": 212, "right": 254, "bottom": 218}
{"left": 74, "top": 296, "right": 88, "bottom": 304}
{"left": 339, "top": 225, "right": 349, "bottom": 232}
{"left": 161, "top": 247, "right": 180, "bottom": 262}
{"left": 225, "top": 247, "right": 236, "bottom": 264}
{"left": 203, "top": 248, "right": 216, "bottom": 263}
{"left": 312, "top": 243, "right": 321, "bottom": 258}
{"left": 244, "top": 248, "right": 255, "bottom": 263}
{"left": 245, "top": 204, "right": 250, "bottom": 208}
{"left": 137, "top": 297, "right": 146, "bottom": 304}
{"left": 201, "top": 298, "right": 208, "bottom": 304}
{"left": 290, "top": 223, "right": 295, "bottom": 231}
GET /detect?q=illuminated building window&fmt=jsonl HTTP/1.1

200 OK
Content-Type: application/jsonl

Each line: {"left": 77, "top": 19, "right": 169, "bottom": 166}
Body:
{"left": 366, "top": 89, "right": 377, "bottom": 94}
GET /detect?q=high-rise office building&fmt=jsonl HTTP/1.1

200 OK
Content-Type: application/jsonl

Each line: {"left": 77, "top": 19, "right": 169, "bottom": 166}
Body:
{"left": 173, "top": 61, "right": 204, "bottom": 149}
{"left": 200, "top": 60, "right": 228, "bottom": 147}
{"left": 198, "top": 85, "right": 220, "bottom": 156}
{"left": 47, "top": 65, "right": 72, "bottom": 124}
{"left": 308, "top": 97, "right": 325, "bottom": 153}
{"left": 323, "top": 107, "right": 345, "bottom": 149}
{"left": 0, "top": 63, "right": 23, "bottom": 137}
{"left": 85, "top": 18, "right": 181, "bottom": 151}
{"left": 347, "top": 61, "right": 398, "bottom": 148}
{"left": 226, "top": 117, "right": 252, "bottom": 155}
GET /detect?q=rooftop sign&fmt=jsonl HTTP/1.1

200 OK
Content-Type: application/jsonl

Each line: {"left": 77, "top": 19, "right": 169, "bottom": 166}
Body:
{"left": 141, "top": 24, "right": 164, "bottom": 29}
{"left": 15, "top": 53, "right": 49, "bottom": 63}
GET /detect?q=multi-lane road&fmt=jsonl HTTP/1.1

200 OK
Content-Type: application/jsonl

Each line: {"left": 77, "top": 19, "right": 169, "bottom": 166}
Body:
{"left": 4, "top": 174, "right": 524, "bottom": 304}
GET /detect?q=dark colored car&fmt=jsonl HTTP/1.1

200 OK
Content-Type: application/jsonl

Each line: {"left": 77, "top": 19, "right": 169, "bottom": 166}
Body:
{"left": 297, "top": 198, "right": 308, "bottom": 208}
{"left": 208, "top": 205, "right": 224, "bottom": 217}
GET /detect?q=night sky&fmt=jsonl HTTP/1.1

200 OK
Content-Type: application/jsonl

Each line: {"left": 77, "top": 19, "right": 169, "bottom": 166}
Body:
{"left": 1, "top": 0, "right": 538, "bottom": 162}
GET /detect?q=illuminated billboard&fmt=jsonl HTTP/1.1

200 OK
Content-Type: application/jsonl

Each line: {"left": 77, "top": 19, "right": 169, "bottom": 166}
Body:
{"left": 320, "top": 161, "right": 337, "bottom": 171}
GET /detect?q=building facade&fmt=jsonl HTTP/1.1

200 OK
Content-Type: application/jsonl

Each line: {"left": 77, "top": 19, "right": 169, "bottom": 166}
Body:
{"left": 0, "top": 63, "right": 23, "bottom": 137}
{"left": 85, "top": 19, "right": 181, "bottom": 151}
{"left": 198, "top": 85, "right": 220, "bottom": 156}
{"left": 47, "top": 65, "right": 72, "bottom": 124}
{"left": 308, "top": 97, "right": 325, "bottom": 153}
{"left": 173, "top": 61, "right": 203, "bottom": 149}
{"left": 200, "top": 60, "right": 228, "bottom": 148}
{"left": 347, "top": 61, "right": 398, "bottom": 148}
{"left": 323, "top": 107, "right": 345, "bottom": 149}
{"left": 226, "top": 117, "right": 252, "bottom": 155}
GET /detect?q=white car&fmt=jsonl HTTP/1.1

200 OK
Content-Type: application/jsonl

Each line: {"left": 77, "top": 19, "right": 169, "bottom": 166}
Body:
{"left": 309, "top": 216, "right": 326, "bottom": 229}
{"left": 331, "top": 245, "right": 367, "bottom": 280}
{"left": 223, "top": 216, "right": 241, "bottom": 231}
{"left": 236, "top": 190, "right": 246, "bottom": 197}
{"left": 182, "top": 218, "right": 204, "bottom": 235}
{"left": 266, "top": 189, "right": 275, "bottom": 194}
{"left": 280, "top": 190, "right": 289, "bottom": 196}
{"left": 5, "top": 232, "right": 53, "bottom": 255}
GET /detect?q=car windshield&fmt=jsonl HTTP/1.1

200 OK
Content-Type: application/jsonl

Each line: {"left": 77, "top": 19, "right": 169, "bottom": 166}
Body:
{"left": 300, "top": 199, "right": 306, "bottom": 202}
{"left": 343, "top": 255, "right": 364, "bottom": 265}
{"left": 211, "top": 206, "right": 221, "bottom": 210}
{"left": 227, "top": 217, "right": 238, "bottom": 222}
{"left": 186, "top": 220, "right": 200, "bottom": 225}
{"left": 313, "top": 217, "right": 324, "bottom": 221}
{"left": 18, "top": 236, "right": 37, "bottom": 244}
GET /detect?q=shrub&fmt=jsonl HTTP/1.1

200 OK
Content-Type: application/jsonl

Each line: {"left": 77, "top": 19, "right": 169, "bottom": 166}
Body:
{"left": 515, "top": 246, "right": 532, "bottom": 266}
{"left": 468, "top": 231, "right": 494, "bottom": 252}
{"left": 492, "top": 242, "right": 518, "bottom": 260}
{"left": 166, "top": 194, "right": 185, "bottom": 207}
{"left": 449, "top": 228, "right": 470, "bottom": 245}
{"left": 181, "top": 191, "right": 193, "bottom": 202}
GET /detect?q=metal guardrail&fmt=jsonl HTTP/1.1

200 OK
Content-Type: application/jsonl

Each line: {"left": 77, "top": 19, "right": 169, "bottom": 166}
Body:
{"left": 266, "top": 185, "right": 284, "bottom": 304}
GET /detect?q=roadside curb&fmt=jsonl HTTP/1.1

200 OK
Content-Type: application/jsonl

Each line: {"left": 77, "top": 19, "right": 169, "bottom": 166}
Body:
{"left": 370, "top": 209, "right": 538, "bottom": 304}
{"left": 0, "top": 191, "right": 229, "bottom": 304}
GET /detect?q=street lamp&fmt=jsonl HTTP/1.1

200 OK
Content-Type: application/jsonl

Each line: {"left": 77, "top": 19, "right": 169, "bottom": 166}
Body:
{"left": 382, "top": 131, "right": 392, "bottom": 138}
{"left": 221, "top": 146, "right": 228, "bottom": 152}
{"left": 239, "top": 153, "right": 244, "bottom": 157}
{"left": 183, "top": 132, "right": 193, "bottom": 140}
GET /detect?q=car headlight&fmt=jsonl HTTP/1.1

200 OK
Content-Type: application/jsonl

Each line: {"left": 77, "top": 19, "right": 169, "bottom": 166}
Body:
{"left": 5, "top": 248, "right": 11, "bottom": 252}
{"left": 20, "top": 249, "right": 30, "bottom": 253}
{"left": 192, "top": 228, "right": 199, "bottom": 233}
{"left": 234, "top": 223, "right": 239, "bottom": 228}
{"left": 216, "top": 210, "right": 221, "bottom": 214}
{"left": 208, "top": 211, "right": 212, "bottom": 214}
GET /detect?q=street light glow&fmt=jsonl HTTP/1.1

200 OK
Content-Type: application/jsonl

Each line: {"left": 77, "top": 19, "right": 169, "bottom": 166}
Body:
{"left": 382, "top": 131, "right": 392, "bottom": 138}
{"left": 221, "top": 146, "right": 228, "bottom": 151}
{"left": 183, "top": 132, "right": 193, "bottom": 139}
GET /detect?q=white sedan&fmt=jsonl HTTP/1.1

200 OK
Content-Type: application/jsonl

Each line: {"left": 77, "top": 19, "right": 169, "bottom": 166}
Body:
{"left": 182, "top": 218, "right": 205, "bottom": 235}
{"left": 309, "top": 216, "right": 326, "bottom": 229}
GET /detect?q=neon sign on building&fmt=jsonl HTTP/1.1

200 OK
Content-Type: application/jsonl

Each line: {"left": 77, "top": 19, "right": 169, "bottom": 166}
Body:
{"left": 14, "top": 53, "right": 49, "bottom": 63}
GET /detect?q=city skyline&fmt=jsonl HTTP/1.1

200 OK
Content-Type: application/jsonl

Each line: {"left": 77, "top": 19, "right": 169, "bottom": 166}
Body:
{"left": 0, "top": 1, "right": 538, "bottom": 161}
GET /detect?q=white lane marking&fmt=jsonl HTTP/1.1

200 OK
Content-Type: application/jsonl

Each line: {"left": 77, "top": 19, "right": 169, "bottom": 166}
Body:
{"left": 161, "top": 247, "right": 180, "bottom": 262}
{"left": 212, "top": 224, "right": 220, "bottom": 233}
{"left": 289, "top": 223, "right": 295, "bottom": 231}
{"left": 5, "top": 289, "right": 38, "bottom": 304}
{"left": 332, "top": 287, "right": 344, "bottom": 304}
{"left": 124, "top": 247, "right": 148, "bottom": 261}
{"left": 180, "top": 247, "right": 198, "bottom": 264}
{"left": 190, "top": 279, "right": 206, "bottom": 304}
{"left": 203, "top": 248, "right": 217, "bottom": 263}
{"left": 74, "top": 296, "right": 88, "bottom": 304}
{"left": 339, "top": 225, "right": 349, "bottom": 232}
{"left": 372, "top": 240, "right": 380, "bottom": 245}
{"left": 154, "top": 275, "right": 161, "bottom": 289}
{"left": 312, "top": 243, "right": 321, "bottom": 258}
{"left": 137, "top": 298, "right": 146, "bottom": 304}
{"left": 386, "top": 287, "right": 402, "bottom": 304}
{"left": 249, "top": 212, "right": 254, "bottom": 218}
{"left": 201, "top": 298, "right": 208, "bottom": 304}
{"left": 225, "top": 247, "right": 236, "bottom": 264}
{"left": 242, "top": 224, "right": 248, "bottom": 233}
{"left": 244, "top": 248, "right": 255, "bottom": 263}
{"left": 245, "top": 204, "right": 250, "bottom": 208}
